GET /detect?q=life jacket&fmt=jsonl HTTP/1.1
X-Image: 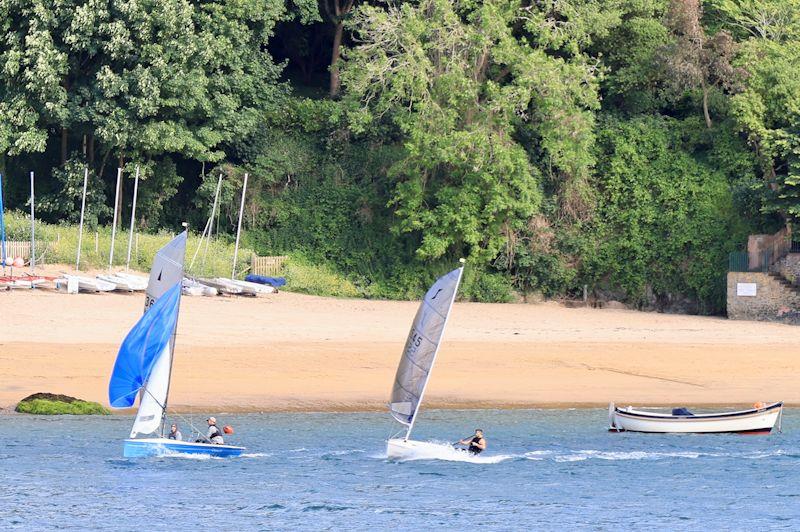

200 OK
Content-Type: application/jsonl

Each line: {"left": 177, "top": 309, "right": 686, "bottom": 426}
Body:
{"left": 208, "top": 424, "right": 223, "bottom": 442}
{"left": 468, "top": 436, "right": 483, "bottom": 454}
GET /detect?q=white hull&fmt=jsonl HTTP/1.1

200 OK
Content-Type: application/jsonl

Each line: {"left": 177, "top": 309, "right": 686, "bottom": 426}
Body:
{"left": 609, "top": 402, "right": 783, "bottom": 434}
{"left": 228, "top": 279, "right": 275, "bottom": 296}
{"left": 387, "top": 438, "right": 458, "bottom": 459}
{"left": 2, "top": 278, "right": 47, "bottom": 289}
{"left": 198, "top": 278, "right": 243, "bottom": 294}
{"left": 182, "top": 278, "right": 217, "bottom": 296}
{"left": 65, "top": 275, "right": 116, "bottom": 292}
{"left": 98, "top": 273, "right": 147, "bottom": 291}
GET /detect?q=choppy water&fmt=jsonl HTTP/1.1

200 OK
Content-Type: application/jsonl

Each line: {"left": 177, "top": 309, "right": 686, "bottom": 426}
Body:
{"left": 2, "top": 409, "right": 799, "bottom": 530}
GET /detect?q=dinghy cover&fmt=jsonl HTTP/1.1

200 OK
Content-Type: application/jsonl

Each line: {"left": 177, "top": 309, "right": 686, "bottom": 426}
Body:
{"left": 389, "top": 266, "right": 463, "bottom": 427}
{"left": 108, "top": 282, "right": 181, "bottom": 408}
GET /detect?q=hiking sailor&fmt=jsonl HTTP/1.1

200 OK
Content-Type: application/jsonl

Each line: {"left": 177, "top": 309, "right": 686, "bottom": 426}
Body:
{"left": 457, "top": 429, "right": 486, "bottom": 455}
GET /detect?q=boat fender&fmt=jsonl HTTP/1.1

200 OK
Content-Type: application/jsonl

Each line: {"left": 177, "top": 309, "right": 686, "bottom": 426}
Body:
{"left": 223, "top": 425, "right": 234, "bottom": 434}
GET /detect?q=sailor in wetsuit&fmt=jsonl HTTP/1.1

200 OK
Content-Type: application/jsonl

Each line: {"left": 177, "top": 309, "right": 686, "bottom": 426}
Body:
{"left": 458, "top": 429, "right": 486, "bottom": 455}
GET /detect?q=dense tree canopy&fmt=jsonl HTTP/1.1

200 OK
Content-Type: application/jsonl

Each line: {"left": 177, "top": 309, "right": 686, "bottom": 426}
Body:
{"left": 1, "top": 0, "right": 799, "bottom": 312}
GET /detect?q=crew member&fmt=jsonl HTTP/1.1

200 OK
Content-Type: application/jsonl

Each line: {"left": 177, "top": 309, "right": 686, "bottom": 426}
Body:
{"left": 458, "top": 429, "right": 486, "bottom": 455}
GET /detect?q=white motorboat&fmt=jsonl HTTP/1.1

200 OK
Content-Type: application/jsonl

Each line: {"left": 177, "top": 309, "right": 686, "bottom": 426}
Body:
{"left": 608, "top": 402, "right": 783, "bottom": 434}
{"left": 386, "top": 262, "right": 466, "bottom": 460}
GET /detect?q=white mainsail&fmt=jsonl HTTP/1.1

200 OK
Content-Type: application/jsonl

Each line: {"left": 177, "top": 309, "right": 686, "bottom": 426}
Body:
{"left": 130, "top": 232, "right": 187, "bottom": 438}
{"left": 389, "top": 265, "right": 464, "bottom": 439}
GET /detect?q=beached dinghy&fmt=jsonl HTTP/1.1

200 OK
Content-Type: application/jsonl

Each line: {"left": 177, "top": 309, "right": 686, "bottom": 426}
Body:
{"left": 182, "top": 277, "right": 217, "bottom": 297}
{"left": 386, "top": 262, "right": 465, "bottom": 460}
{"left": 228, "top": 278, "right": 275, "bottom": 296}
{"left": 198, "top": 277, "right": 243, "bottom": 295}
{"left": 97, "top": 273, "right": 147, "bottom": 292}
{"left": 108, "top": 232, "right": 244, "bottom": 458}
{"left": 64, "top": 275, "right": 116, "bottom": 292}
{"left": 608, "top": 402, "right": 783, "bottom": 434}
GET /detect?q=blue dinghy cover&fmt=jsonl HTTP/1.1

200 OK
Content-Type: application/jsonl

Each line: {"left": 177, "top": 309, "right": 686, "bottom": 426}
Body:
{"left": 245, "top": 274, "right": 286, "bottom": 288}
{"left": 671, "top": 407, "right": 694, "bottom": 416}
{"left": 108, "top": 282, "right": 181, "bottom": 408}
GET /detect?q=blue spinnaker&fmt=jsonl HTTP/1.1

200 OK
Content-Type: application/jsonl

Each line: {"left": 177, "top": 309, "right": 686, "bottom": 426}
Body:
{"left": 108, "top": 282, "right": 181, "bottom": 408}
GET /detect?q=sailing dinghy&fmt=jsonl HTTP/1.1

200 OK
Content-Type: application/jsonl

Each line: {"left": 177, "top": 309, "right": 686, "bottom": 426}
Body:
{"left": 108, "top": 231, "right": 244, "bottom": 458}
{"left": 386, "top": 263, "right": 465, "bottom": 460}
{"left": 608, "top": 402, "right": 783, "bottom": 434}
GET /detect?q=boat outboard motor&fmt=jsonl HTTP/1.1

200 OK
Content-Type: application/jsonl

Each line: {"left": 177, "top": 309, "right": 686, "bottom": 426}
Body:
{"left": 671, "top": 407, "right": 694, "bottom": 416}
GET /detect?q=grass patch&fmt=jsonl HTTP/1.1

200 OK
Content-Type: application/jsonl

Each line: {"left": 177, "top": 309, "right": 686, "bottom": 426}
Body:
{"left": 3, "top": 210, "right": 252, "bottom": 278}
{"left": 283, "top": 255, "right": 360, "bottom": 298}
{"left": 15, "top": 394, "right": 110, "bottom": 415}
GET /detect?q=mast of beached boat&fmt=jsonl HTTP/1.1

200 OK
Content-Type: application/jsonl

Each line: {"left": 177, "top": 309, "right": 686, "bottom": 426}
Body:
{"left": 108, "top": 167, "right": 122, "bottom": 269}
{"left": 75, "top": 167, "right": 89, "bottom": 271}
{"left": 29, "top": 171, "right": 35, "bottom": 272}
{"left": 125, "top": 165, "right": 140, "bottom": 271}
{"left": 189, "top": 173, "right": 223, "bottom": 273}
{"left": 231, "top": 172, "right": 248, "bottom": 279}
{"left": 0, "top": 172, "right": 6, "bottom": 273}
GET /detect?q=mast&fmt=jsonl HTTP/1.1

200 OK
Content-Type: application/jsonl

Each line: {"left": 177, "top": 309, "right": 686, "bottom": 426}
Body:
{"left": 0, "top": 173, "right": 6, "bottom": 271}
{"left": 404, "top": 262, "right": 464, "bottom": 441}
{"left": 231, "top": 172, "right": 248, "bottom": 278}
{"left": 125, "top": 165, "right": 140, "bottom": 270}
{"left": 159, "top": 222, "right": 188, "bottom": 436}
{"left": 76, "top": 167, "right": 88, "bottom": 270}
{"left": 29, "top": 171, "right": 35, "bottom": 272}
{"left": 109, "top": 167, "right": 122, "bottom": 268}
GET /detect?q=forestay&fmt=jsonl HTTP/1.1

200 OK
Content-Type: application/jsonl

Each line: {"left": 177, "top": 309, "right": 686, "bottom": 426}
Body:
{"left": 389, "top": 266, "right": 464, "bottom": 435}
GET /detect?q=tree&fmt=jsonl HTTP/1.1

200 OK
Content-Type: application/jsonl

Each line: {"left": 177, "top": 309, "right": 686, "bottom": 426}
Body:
{"left": 342, "top": 0, "right": 606, "bottom": 263}
{"left": 662, "top": 0, "right": 745, "bottom": 128}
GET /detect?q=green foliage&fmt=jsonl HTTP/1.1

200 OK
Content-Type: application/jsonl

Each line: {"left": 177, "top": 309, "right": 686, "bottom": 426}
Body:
{"left": 282, "top": 254, "right": 360, "bottom": 297}
{"left": 1, "top": 0, "right": 796, "bottom": 312}
{"left": 37, "top": 156, "right": 111, "bottom": 227}
{"left": 15, "top": 398, "right": 110, "bottom": 415}
{"left": 584, "top": 116, "right": 746, "bottom": 312}
{"left": 3, "top": 210, "right": 250, "bottom": 277}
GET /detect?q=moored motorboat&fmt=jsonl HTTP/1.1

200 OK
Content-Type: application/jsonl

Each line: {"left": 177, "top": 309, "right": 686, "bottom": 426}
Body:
{"left": 123, "top": 438, "right": 244, "bottom": 458}
{"left": 608, "top": 402, "right": 783, "bottom": 434}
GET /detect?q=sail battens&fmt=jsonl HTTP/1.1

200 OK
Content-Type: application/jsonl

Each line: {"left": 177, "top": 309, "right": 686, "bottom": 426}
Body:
{"left": 388, "top": 266, "right": 464, "bottom": 435}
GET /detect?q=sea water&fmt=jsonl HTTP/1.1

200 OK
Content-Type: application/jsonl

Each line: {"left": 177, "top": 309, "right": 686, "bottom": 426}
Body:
{"left": 2, "top": 409, "right": 798, "bottom": 530}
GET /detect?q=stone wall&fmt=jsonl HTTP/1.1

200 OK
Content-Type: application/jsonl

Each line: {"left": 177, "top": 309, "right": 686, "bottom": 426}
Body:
{"left": 727, "top": 271, "right": 800, "bottom": 322}
{"left": 773, "top": 253, "right": 800, "bottom": 285}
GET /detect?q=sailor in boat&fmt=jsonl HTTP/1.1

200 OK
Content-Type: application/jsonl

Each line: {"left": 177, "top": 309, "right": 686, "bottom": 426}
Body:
{"left": 202, "top": 417, "right": 224, "bottom": 444}
{"left": 168, "top": 423, "right": 182, "bottom": 441}
{"left": 457, "top": 429, "right": 486, "bottom": 455}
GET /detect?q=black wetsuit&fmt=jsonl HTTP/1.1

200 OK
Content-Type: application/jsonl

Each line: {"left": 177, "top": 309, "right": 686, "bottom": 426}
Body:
{"left": 468, "top": 436, "right": 484, "bottom": 455}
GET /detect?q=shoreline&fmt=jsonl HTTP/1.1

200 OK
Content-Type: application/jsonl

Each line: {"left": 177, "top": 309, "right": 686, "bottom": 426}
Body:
{"left": 3, "top": 287, "right": 799, "bottom": 412}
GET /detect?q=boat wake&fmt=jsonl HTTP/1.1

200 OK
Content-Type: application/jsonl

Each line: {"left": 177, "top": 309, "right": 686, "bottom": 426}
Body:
{"left": 387, "top": 440, "right": 514, "bottom": 464}
{"left": 523, "top": 448, "right": 794, "bottom": 462}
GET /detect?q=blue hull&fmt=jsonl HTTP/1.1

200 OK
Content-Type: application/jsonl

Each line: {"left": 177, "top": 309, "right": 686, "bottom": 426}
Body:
{"left": 123, "top": 438, "right": 245, "bottom": 458}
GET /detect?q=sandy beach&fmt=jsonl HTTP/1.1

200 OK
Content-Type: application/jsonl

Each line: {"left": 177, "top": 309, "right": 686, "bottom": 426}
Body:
{"left": 2, "top": 278, "right": 799, "bottom": 412}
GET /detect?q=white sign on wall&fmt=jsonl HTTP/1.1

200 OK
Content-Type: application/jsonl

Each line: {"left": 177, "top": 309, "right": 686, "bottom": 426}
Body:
{"left": 737, "top": 283, "right": 757, "bottom": 297}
